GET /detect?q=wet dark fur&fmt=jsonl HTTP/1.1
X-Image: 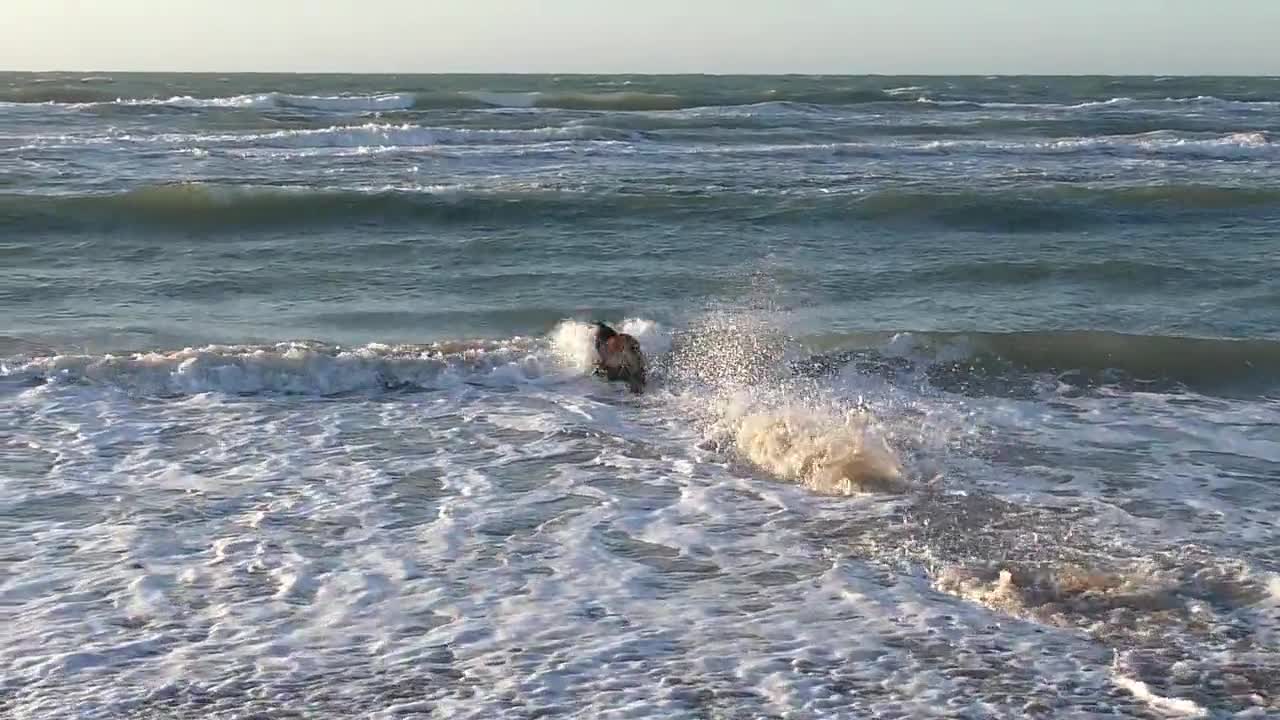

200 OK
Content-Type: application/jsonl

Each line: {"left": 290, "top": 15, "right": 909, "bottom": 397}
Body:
{"left": 593, "top": 322, "right": 646, "bottom": 394}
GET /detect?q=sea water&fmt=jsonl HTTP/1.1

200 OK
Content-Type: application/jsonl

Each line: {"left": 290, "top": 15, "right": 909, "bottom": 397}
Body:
{"left": 3, "top": 73, "right": 1280, "bottom": 718}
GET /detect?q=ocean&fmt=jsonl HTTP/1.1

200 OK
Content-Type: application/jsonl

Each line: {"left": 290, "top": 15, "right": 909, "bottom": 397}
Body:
{"left": 2, "top": 72, "right": 1279, "bottom": 718}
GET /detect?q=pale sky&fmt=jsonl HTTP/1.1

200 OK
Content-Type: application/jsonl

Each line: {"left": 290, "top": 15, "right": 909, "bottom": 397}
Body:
{"left": 5, "top": 0, "right": 1279, "bottom": 75}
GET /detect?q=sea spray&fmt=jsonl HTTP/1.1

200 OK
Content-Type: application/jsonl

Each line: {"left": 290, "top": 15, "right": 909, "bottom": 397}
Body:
{"left": 548, "top": 312, "right": 905, "bottom": 493}
{"left": 718, "top": 395, "right": 905, "bottom": 494}
{"left": 663, "top": 309, "right": 906, "bottom": 494}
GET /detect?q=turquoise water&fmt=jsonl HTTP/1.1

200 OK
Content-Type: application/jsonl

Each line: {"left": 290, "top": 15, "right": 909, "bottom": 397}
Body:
{"left": 3, "top": 74, "right": 1280, "bottom": 718}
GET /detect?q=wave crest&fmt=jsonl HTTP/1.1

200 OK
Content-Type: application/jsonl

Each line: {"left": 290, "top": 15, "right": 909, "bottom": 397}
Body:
{"left": 3, "top": 320, "right": 674, "bottom": 398}
{"left": 3, "top": 340, "right": 548, "bottom": 396}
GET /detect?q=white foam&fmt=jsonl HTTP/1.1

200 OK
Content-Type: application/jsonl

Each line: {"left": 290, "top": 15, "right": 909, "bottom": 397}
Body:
{"left": 1112, "top": 667, "right": 1208, "bottom": 717}
{"left": 4, "top": 340, "right": 550, "bottom": 396}
{"left": 41, "top": 123, "right": 625, "bottom": 152}
{"left": 550, "top": 320, "right": 602, "bottom": 372}
{"left": 915, "top": 131, "right": 1273, "bottom": 158}
{"left": 275, "top": 93, "right": 416, "bottom": 111}
{"left": 617, "top": 318, "right": 674, "bottom": 357}
{"left": 1065, "top": 96, "right": 1136, "bottom": 109}
{"left": 718, "top": 396, "right": 905, "bottom": 495}
{"left": 3, "top": 323, "right": 679, "bottom": 398}
{"left": 112, "top": 93, "right": 277, "bottom": 109}
{"left": 910, "top": 94, "right": 1280, "bottom": 112}
{"left": 251, "top": 123, "right": 615, "bottom": 148}
{"left": 235, "top": 123, "right": 443, "bottom": 149}
{"left": 85, "top": 92, "right": 417, "bottom": 112}
{"left": 5, "top": 316, "right": 1279, "bottom": 717}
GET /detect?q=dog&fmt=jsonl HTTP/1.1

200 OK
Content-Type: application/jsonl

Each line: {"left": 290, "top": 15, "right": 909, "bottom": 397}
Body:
{"left": 593, "top": 322, "right": 646, "bottom": 394}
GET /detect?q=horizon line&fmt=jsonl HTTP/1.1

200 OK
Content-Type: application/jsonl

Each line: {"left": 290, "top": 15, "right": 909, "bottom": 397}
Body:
{"left": 4, "top": 68, "right": 1280, "bottom": 79}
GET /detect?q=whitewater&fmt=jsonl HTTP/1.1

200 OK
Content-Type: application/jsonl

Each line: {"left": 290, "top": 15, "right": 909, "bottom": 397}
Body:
{"left": 3, "top": 73, "right": 1280, "bottom": 719}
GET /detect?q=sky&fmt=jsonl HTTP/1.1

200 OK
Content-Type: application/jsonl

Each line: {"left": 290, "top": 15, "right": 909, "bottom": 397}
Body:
{"left": 5, "top": 0, "right": 1279, "bottom": 75}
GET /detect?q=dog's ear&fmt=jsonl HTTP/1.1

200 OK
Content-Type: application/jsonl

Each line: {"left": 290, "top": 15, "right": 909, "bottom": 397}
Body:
{"left": 594, "top": 322, "right": 617, "bottom": 339}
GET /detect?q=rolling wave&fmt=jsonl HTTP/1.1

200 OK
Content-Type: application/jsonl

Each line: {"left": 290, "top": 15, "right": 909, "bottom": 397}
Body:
{"left": 39, "top": 123, "right": 631, "bottom": 150}
{"left": 913, "top": 131, "right": 1273, "bottom": 159}
{"left": 6, "top": 183, "right": 1280, "bottom": 233}
{"left": 13, "top": 123, "right": 1269, "bottom": 159}
{"left": 6, "top": 91, "right": 420, "bottom": 111}
{"left": 913, "top": 95, "right": 1280, "bottom": 112}
{"left": 0, "top": 320, "right": 670, "bottom": 398}
{"left": 667, "top": 132, "right": 1275, "bottom": 162}
{"left": 8, "top": 327, "right": 1279, "bottom": 400}
{"left": 796, "top": 330, "right": 1280, "bottom": 394}
{"left": 227, "top": 122, "right": 630, "bottom": 147}
{"left": 0, "top": 88, "right": 902, "bottom": 112}
{"left": 28, "top": 88, "right": 1276, "bottom": 113}
{"left": 8, "top": 89, "right": 1278, "bottom": 114}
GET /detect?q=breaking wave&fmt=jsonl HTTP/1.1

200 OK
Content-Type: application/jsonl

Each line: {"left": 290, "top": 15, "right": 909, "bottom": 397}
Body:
{"left": 1, "top": 320, "right": 672, "bottom": 399}
{"left": 4, "top": 316, "right": 907, "bottom": 495}
{"left": 76, "top": 122, "right": 631, "bottom": 149}
{"left": 912, "top": 94, "right": 1280, "bottom": 111}
{"left": 13, "top": 126, "right": 1271, "bottom": 164}
{"left": 4, "top": 320, "right": 1275, "bottom": 493}
{"left": 3, "top": 340, "right": 550, "bottom": 396}
{"left": 913, "top": 131, "right": 1273, "bottom": 159}
{"left": 660, "top": 311, "right": 907, "bottom": 495}
{"left": 709, "top": 398, "right": 905, "bottom": 495}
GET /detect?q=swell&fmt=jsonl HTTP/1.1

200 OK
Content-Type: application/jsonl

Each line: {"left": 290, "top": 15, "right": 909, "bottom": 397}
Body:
{"left": 0, "top": 88, "right": 899, "bottom": 111}
{"left": 8, "top": 183, "right": 1280, "bottom": 233}
{"left": 796, "top": 330, "right": 1280, "bottom": 395}
{"left": 570, "top": 113, "right": 1280, "bottom": 139}
{"left": 7, "top": 87, "right": 1280, "bottom": 112}
{"left": 904, "top": 131, "right": 1274, "bottom": 160}
{"left": 16, "top": 124, "right": 1272, "bottom": 159}
{"left": 912, "top": 94, "right": 1280, "bottom": 111}
{"left": 22, "top": 123, "right": 637, "bottom": 150}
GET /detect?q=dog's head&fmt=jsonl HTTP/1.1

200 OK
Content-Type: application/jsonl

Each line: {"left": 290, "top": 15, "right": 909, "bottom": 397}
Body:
{"left": 612, "top": 334, "right": 646, "bottom": 394}
{"left": 595, "top": 323, "right": 647, "bottom": 394}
